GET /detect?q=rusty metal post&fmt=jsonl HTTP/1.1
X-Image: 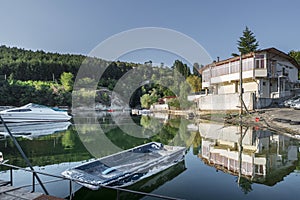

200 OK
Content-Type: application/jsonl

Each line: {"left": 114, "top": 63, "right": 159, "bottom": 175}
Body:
{"left": 69, "top": 180, "right": 73, "bottom": 200}
{"left": 32, "top": 172, "right": 35, "bottom": 192}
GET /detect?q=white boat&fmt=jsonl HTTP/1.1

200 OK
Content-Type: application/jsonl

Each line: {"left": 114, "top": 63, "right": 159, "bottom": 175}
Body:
{"left": 62, "top": 142, "right": 186, "bottom": 190}
{"left": 0, "top": 103, "right": 72, "bottom": 122}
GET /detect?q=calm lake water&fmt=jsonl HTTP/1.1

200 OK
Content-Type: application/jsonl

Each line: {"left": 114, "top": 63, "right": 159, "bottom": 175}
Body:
{"left": 0, "top": 112, "right": 300, "bottom": 200}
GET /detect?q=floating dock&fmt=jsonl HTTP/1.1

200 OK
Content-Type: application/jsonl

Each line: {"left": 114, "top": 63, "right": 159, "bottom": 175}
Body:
{"left": 0, "top": 180, "right": 63, "bottom": 200}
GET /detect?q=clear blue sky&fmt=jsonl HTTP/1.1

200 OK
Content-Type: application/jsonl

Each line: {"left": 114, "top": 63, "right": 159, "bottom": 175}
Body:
{"left": 1, "top": 0, "right": 300, "bottom": 66}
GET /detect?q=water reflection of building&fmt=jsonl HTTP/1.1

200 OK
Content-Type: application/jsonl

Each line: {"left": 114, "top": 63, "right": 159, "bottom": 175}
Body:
{"left": 198, "top": 122, "right": 299, "bottom": 185}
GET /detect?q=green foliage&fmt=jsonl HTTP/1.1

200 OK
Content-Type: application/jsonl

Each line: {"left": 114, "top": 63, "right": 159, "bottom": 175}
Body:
{"left": 0, "top": 45, "right": 85, "bottom": 81}
{"left": 95, "top": 91, "right": 111, "bottom": 106}
{"left": 234, "top": 26, "right": 259, "bottom": 55}
{"left": 193, "top": 62, "right": 202, "bottom": 77}
{"left": 72, "top": 88, "right": 95, "bottom": 107}
{"left": 237, "top": 177, "right": 253, "bottom": 194}
{"left": 0, "top": 45, "right": 199, "bottom": 109}
{"left": 179, "top": 82, "right": 192, "bottom": 109}
{"left": 186, "top": 75, "right": 202, "bottom": 93}
{"left": 60, "top": 72, "right": 74, "bottom": 91}
{"left": 0, "top": 80, "right": 71, "bottom": 106}
{"left": 172, "top": 60, "right": 191, "bottom": 78}
{"left": 288, "top": 50, "right": 300, "bottom": 79}
{"left": 62, "top": 130, "right": 76, "bottom": 149}
{"left": 167, "top": 98, "right": 180, "bottom": 109}
{"left": 140, "top": 115, "right": 163, "bottom": 136}
{"left": 289, "top": 50, "right": 300, "bottom": 64}
{"left": 140, "top": 90, "right": 159, "bottom": 109}
{"left": 192, "top": 132, "right": 202, "bottom": 155}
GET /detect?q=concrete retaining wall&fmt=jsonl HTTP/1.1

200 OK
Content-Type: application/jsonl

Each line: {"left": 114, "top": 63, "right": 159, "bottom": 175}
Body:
{"left": 255, "top": 98, "right": 273, "bottom": 109}
{"left": 197, "top": 92, "right": 254, "bottom": 111}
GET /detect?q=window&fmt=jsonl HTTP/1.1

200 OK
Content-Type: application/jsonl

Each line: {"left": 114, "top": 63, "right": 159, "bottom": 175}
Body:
{"left": 8, "top": 109, "right": 32, "bottom": 112}
{"left": 255, "top": 54, "right": 265, "bottom": 69}
{"left": 255, "top": 59, "right": 265, "bottom": 68}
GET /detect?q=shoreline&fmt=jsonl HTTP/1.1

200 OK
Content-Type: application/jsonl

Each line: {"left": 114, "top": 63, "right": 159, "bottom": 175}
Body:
{"left": 195, "top": 108, "right": 300, "bottom": 137}
{"left": 158, "top": 108, "right": 300, "bottom": 136}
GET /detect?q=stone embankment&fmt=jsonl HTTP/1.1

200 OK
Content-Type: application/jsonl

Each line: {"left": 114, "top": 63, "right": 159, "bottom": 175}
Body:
{"left": 199, "top": 107, "right": 300, "bottom": 138}
{"left": 257, "top": 107, "right": 300, "bottom": 135}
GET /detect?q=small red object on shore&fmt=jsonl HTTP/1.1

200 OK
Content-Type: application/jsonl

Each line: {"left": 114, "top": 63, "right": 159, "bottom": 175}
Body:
{"left": 255, "top": 117, "right": 260, "bottom": 122}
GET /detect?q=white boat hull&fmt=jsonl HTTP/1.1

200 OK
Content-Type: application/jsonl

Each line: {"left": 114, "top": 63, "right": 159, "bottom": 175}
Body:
{"left": 62, "top": 142, "right": 186, "bottom": 190}
{"left": 0, "top": 103, "right": 72, "bottom": 122}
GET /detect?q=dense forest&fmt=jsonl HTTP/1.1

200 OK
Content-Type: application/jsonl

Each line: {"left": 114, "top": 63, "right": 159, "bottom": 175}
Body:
{"left": 0, "top": 45, "right": 139, "bottom": 106}
{"left": 0, "top": 45, "right": 140, "bottom": 84}
{"left": 0, "top": 45, "right": 202, "bottom": 108}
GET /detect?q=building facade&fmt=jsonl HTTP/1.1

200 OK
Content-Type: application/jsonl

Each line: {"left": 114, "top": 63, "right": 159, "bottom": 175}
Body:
{"left": 198, "top": 48, "right": 300, "bottom": 110}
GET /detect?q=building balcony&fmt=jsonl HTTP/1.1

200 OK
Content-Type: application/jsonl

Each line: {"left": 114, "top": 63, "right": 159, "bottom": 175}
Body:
{"left": 203, "top": 68, "right": 268, "bottom": 86}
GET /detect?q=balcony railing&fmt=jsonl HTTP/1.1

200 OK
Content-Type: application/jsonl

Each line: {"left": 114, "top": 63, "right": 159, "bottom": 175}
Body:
{"left": 202, "top": 58, "right": 267, "bottom": 86}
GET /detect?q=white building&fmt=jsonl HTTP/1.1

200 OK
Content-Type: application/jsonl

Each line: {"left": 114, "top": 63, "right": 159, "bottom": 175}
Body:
{"left": 198, "top": 48, "right": 300, "bottom": 110}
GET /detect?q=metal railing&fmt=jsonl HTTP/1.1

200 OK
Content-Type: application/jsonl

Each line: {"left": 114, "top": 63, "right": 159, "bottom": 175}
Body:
{"left": 0, "top": 115, "right": 49, "bottom": 195}
{"left": 0, "top": 162, "right": 184, "bottom": 200}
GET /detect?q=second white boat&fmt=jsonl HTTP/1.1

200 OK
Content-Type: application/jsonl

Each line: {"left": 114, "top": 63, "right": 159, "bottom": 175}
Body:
{"left": 0, "top": 103, "right": 72, "bottom": 122}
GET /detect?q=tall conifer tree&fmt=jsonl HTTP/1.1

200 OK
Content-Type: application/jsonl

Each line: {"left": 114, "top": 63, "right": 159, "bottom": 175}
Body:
{"left": 233, "top": 26, "right": 259, "bottom": 56}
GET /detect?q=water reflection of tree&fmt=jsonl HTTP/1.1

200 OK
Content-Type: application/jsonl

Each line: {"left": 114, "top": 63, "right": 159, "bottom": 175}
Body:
{"left": 140, "top": 116, "right": 199, "bottom": 148}
{"left": 0, "top": 128, "right": 92, "bottom": 168}
{"left": 237, "top": 125, "right": 253, "bottom": 194}
{"left": 192, "top": 132, "right": 201, "bottom": 155}
{"left": 140, "top": 115, "right": 163, "bottom": 136}
{"left": 171, "top": 118, "right": 197, "bottom": 147}
{"left": 140, "top": 115, "right": 178, "bottom": 144}
{"left": 236, "top": 177, "right": 253, "bottom": 194}
{"left": 62, "top": 130, "right": 75, "bottom": 149}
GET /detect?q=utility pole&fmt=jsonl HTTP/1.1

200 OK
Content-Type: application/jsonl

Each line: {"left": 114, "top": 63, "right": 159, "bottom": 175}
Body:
{"left": 239, "top": 54, "right": 243, "bottom": 117}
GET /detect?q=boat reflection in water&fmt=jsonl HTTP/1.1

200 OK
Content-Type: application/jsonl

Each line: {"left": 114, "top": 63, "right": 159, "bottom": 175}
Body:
{"left": 0, "top": 121, "right": 71, "bottom": 139}
{"left": 198, "top": 122, "right": 299, "bottom": 187}
{"left": 73, "top": 160, "right": 186, "bottom": 200}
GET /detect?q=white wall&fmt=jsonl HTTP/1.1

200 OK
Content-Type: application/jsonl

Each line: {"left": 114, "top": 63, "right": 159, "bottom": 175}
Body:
{"left": 197, "top": 92, "right": 254, "bottom": 110}
{"left": 216, "top": 81, "right": 258, "bottom": 95}
{"left": 217, "top": 83, "right": 235, "bottom": 94}
{"left": 150, "top": 104, "right": 169, "bottom": 111}
{"left": 188, "top": 94, "right": 205, "bottom": 101}
{"left": 242, "top": 81, "right": 259, "bottom": 93}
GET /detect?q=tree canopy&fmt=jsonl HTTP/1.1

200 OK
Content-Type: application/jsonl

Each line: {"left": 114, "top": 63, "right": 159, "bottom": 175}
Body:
{"left": 289, "top": 50, "right": 300, "bottom": 64}
{"left": 289, "top": 50, "right": 300, "bottom": 79}
{"left": 0, "top": 45, "right": 202, "bottom": 109}
{"left": 172, "top": 60, "right": 191, "bottom": 78}
{"left": 233, "top": 26, "right": 259, "bottom": 56}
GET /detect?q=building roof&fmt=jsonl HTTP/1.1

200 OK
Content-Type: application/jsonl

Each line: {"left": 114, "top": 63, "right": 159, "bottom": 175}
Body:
{"left": 198, "top": 47, "right": 300, "bottom": 74}
{"left": 258, "top": 47, "right": 300, "bottom": 69}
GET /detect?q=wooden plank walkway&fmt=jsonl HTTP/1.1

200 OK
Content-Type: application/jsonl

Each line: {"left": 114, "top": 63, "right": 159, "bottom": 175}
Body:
{"left": 0, "top": 181, "right": 64, "bottom": 200}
